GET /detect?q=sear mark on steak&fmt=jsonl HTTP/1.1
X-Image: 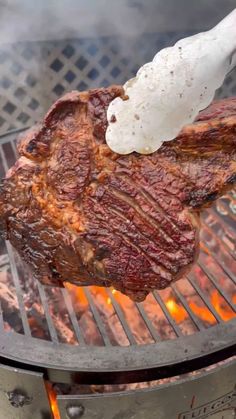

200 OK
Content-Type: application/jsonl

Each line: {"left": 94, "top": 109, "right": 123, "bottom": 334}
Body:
{"left": 0, "top": 86, "right": 236, "bottom": 301}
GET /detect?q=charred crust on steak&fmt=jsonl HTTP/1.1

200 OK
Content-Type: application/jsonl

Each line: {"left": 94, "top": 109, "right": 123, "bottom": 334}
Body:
{"left": 0, "top": 87, "right": 236, "bottom": 301}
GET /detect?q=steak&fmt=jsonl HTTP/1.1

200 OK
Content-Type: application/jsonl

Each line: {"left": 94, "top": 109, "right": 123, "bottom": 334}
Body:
{"left": 0, "top": 86, "right": 236, "bottom": 302}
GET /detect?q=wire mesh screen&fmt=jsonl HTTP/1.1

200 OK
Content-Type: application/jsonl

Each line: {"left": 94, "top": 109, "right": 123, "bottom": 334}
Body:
{"left": 0, "top": 32, "right": 236, "bottom": 135}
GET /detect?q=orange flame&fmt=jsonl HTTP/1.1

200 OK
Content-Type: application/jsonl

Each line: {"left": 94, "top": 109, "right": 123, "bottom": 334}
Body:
{"left": 66, "top": 283, "right": 235, "bottom": 327}
{"left": 166, "top": 299, "right": 188, "bottom": 323}
{"left": 66, "top": 284, "right": 118, "bottom": 308}
{"left": 189, "top": 302, "right": 215, "bottom": 324}
{"left": 45, "top": 382, "right": 60, "bottom": 419}
{"left": 166, "top": 291, "right": 236, "bottom": 325}
{"left": 65, "top": 283, "right": 87, "bottom": 306}
{"left": 89, "top": 285, "right": 111, "bottom": 304}
{"left": 211, "top": 290, "right": 235, "bottom": 322}
{"left": 107, "top": 288, "right": 117, "bottom": 305}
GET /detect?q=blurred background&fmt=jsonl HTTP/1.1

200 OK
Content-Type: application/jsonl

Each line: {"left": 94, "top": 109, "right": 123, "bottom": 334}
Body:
{"left": 0, "top": 0, "right": 235, "bottom": 134}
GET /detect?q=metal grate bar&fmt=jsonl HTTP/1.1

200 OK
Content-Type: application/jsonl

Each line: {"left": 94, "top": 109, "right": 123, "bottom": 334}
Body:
{"left": 200, "top": 240, "right": 236, "bottom": 286}
{"left": 10, "top": 140, "right": 17, "bottom": 159}
{"left": 153, "top": 291, "right": 182, "bottom": 336}
{"left": 37, "top": 282, "right": 59, "bottom": 343}
{"left": 201, "top": 214, "right": 236, "bottom": 262}
{"left": 106, "top": 288, "right": 136, "bottom": 345}
{"left": 171, "top": 283, "right": 204, "bottom": 331}
{"left": 187, "top": 274, "right": 222, "bottom": 323}
{"left": 135, "top": 302, "right": 160, "bottom": 342}
{"left": 213, "top": 201, "right": 236, "bottom": 229}
{"left": 198, "top": 259, "right": 236, "bottom": 312}
{"left": 0, "top": 142, "right": 11, "bottom": 173}
{"left": 217, "top": 199, "right": 236, "bottom": 222}
{"left": 214, "top": 259, "right": 236, "bottom": 286}
{"left": 61, "top": 288, "right": 85, "bottom": 345}
{"left": 83, "top": 288, "right": 111, "bottom": 347}
{"left": 0, "top": 127, "right": 29, "bottom": 144}
{"left": 211, "top": 205, "right": 236, "bottom": 240}
{"left": 5, "top": 241, "right": 31, "bottom": 336}
{"left": 0, "top": 300, "right": 4, "bottom": 331}
{"left": 212, "top": 254, "right": 236, "bottom": 286}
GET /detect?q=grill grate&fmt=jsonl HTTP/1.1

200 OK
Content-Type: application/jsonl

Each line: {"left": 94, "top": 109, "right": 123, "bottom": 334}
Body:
{"left": 0, "top": 128, "right": 235, "bottom": 384}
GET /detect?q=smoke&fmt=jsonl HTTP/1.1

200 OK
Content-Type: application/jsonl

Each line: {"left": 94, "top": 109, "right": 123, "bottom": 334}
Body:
{"left": 0, "top": 0, "right": 235, "bottom": 44}
{"left": 0, "top": 0, "right": 150, "bottom": 44}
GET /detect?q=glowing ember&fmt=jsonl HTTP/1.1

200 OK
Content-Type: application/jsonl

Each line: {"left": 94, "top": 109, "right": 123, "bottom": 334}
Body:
{"left": 65, "top": 282, "right": 87, "bottom": 306}
{"left": 165, "top": 290, "right": 236, "bottom": 326}
{"left": 65, "top": 281, "right": 235, "bottom": 336}
{"left": 211, "top": 291, "right": 235, "bottom": 321}
{"left": 45, "top": 382, "right": 60, "bottom": 419}
{"left": 107, "top": 289, "right": 117, "bottom": 305}
{"left": 166, "top": 299, "right": 188, "bottom": 323}
{"left": 189, "top": 302, "right": 215, "bottom": 324}
{"left": 1, "top": 244, "right": 235, "bottom": 346}
{"left": 91, "top": 286, "right": 110, "bottom": 302}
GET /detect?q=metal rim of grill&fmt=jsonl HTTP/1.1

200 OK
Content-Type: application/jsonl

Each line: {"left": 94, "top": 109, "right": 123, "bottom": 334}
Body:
{"left": 0, "top": 127, "right": 235, "bottom": 385}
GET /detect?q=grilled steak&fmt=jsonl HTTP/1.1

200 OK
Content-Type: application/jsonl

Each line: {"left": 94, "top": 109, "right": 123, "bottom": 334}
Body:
{"left": 0, "top": 86, "right": 236, "bottom": 302}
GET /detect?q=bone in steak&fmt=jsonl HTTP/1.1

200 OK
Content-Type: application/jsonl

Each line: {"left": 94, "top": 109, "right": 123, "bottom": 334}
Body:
{"left": 0, "top": 86, "right": 236, "bottom": 301}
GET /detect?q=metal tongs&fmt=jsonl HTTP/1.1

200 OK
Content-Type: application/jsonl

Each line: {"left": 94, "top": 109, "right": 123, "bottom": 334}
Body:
{"left": 106, "top": 8, "right": 236, "bottom": 155}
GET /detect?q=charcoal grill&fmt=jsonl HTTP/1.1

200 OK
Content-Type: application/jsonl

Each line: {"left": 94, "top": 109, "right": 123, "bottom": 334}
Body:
{"left": 0, "top": 132, "right": 236, "bottom": 417}
{"left": 0, "top": 134, "right": 235, "bottom": 378}
{"left": 0, "top": 4, "right": 236, "bottom": 418}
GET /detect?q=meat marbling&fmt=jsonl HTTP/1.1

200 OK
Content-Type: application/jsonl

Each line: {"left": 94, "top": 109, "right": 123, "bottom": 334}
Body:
{"left": 0, "top": 86, "right": 236, "bottom": 301}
